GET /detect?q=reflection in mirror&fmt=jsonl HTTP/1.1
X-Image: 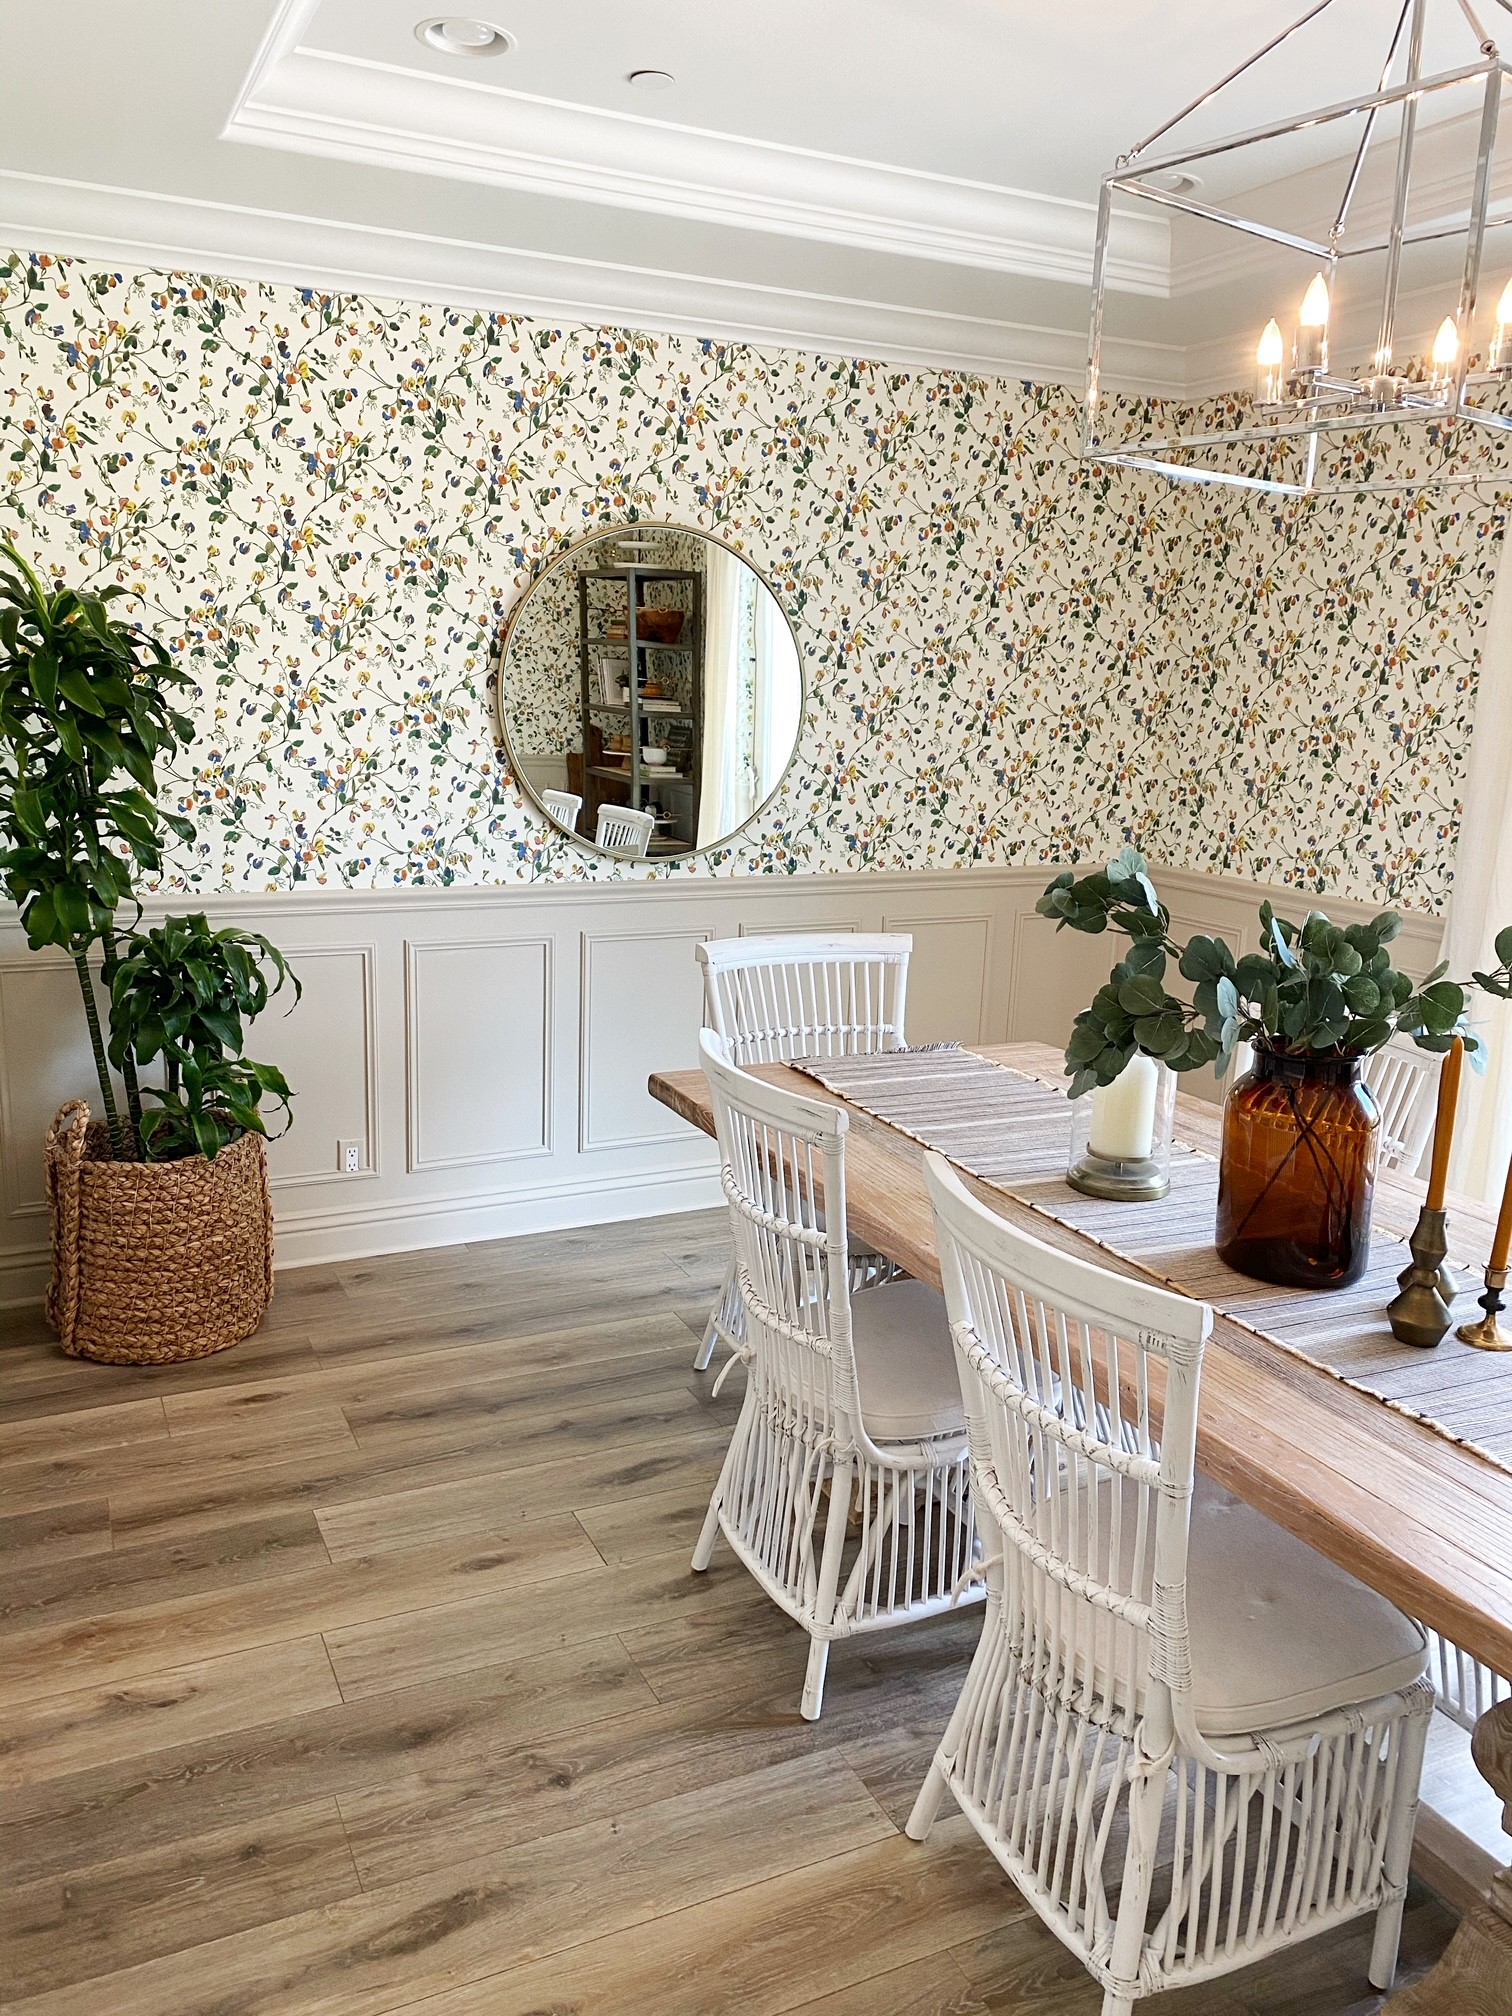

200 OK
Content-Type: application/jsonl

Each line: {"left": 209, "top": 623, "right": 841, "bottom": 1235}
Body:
{"left": 497, "top": 527, "right": 802, "bottom": 858}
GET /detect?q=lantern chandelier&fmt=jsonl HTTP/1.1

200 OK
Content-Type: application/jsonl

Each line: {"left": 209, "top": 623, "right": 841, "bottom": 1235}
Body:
{"left": 1083, "top": 0, "right": 1512, "bottom": 494}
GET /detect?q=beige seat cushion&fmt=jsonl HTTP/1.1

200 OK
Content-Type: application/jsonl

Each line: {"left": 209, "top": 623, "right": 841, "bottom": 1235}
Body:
{"left": 848, "top": 1279, "right": 965, "bottom": 1444}
{"left": 1049, "top": 1471, "right": 1428, "bottom": 1738}
{"left": 1184, "top": 1478, "right": 1428, "bottom": 1736}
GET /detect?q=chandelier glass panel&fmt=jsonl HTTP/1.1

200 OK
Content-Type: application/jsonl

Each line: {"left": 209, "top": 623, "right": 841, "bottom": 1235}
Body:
{"left": 1083, "top": 0, "right": 1512, "bottom": 494}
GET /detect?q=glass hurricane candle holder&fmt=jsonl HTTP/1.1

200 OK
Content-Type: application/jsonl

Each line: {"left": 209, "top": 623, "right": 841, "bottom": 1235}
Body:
{"left": 1067, "top": 1054, "right": 1176, "bottom": 1202}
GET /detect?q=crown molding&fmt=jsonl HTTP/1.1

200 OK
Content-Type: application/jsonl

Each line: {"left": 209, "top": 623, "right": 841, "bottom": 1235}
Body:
{"left": 224, "top": 37, "right": 1170, "bottom": 295}
{"left": 1163, "top": 106, "right": 1512, "bottom": 301}
{"left": 0, "top": 170, "right": 1190, "bottom": 392}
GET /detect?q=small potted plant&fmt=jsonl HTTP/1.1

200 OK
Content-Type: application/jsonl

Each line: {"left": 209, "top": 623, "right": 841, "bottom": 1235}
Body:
{"left": 1038, "top": 849, "right": 1512, "bottom": 1289}
{"left": 1, "top": 543, "right": 298, "bottom": 1363}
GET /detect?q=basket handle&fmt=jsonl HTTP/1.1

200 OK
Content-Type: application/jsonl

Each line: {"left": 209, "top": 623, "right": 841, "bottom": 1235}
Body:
{"left": 44, "top": 1101, "right": 90, "bottom": 1346}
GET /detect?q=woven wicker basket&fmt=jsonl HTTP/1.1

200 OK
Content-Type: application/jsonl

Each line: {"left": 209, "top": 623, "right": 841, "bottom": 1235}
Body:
{"left": 44, "top": 1102, "right": 274, "bottom": 1365}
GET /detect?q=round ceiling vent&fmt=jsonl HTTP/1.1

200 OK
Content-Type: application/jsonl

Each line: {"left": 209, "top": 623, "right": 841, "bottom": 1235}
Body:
{"left": 415, "top": 17, "right": 514, "bottom": 57}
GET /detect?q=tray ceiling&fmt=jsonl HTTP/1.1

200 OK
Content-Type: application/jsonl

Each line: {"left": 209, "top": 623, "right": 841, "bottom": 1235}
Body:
{"left": 0, "top": 0, "right": 1506, "bottom": 391}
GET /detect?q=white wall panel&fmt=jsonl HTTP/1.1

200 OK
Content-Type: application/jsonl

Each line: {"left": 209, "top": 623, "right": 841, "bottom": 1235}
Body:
{"left": 1007, "top": 910, "right": 1119, "bottom": 1052}
{"left": 0, "top": 865, "right": 1444, "bottom": 1304}
{"left": 884, "top": 912, "right": 991, "bottom": 1044}
{"left": 579, "top": 926, "right": 710, "bottom": 1151}
{"left": 0, "top": 960, "right": 101, "bottom": 1222}
{"left": 406, "top": 938, "right": 551, "bottom": 1170}
{"left": 256, "top": 945, "right": 379, "bottom": 1186}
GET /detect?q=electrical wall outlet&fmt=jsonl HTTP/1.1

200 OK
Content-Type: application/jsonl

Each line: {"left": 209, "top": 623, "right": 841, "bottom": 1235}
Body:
{"left": 338, "top": 1139, "right": 363, "bottom": 1175}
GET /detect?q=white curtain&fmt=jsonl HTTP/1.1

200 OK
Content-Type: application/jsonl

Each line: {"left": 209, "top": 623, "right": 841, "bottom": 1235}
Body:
{"left": 1444, "top": 535, "right": 1512, "bottom": 1205}
{"left": 698, "top": 545, "right": 755, "bottom": 848}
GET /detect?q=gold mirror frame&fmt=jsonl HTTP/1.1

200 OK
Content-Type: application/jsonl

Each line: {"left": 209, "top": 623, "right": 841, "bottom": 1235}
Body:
{"left": 492, "top": 522, "right": 806, "bottom": 860}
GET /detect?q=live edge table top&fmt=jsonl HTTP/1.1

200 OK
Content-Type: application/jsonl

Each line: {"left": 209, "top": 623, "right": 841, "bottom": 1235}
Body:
{"left": 649, "top": 1040, "right": 1512, "bottom": 1681}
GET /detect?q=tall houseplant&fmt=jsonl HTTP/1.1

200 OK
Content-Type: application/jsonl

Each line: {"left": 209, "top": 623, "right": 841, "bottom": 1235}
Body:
{"left": 1038, "top": 850, "right": 1512, "bottom": 1286}
{"left": 0, "top": 543, "right": 196, "bottom": 1156}
{"left": 1, "top": 544, "right": 300, "bottom": 1361}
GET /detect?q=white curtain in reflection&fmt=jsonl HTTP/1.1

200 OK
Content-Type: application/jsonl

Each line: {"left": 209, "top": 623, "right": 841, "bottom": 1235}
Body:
{"left": 698, "top": 545, "right": 756, "bottom": 848}
{"left": 1445, "top": 537, "right": 1512, "bottom": 1205}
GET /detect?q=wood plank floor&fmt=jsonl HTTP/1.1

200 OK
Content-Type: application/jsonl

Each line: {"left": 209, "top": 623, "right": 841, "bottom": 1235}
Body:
{"left": 0, "top": 1211, "right": 1462, "bottom": 2015}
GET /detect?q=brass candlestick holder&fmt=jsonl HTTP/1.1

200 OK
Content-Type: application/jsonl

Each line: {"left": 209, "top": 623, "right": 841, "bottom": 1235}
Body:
{"left": 1386, "top": 1206, "right": 1454, "bottom": 1348}
{"left": 1457, "top": 1264, "right": 1511, "bottom": 1352}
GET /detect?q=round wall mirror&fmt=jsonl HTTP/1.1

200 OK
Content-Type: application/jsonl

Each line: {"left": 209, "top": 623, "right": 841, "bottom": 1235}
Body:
{"left": 494, "top": 525, "right": 804, "bottom": 859}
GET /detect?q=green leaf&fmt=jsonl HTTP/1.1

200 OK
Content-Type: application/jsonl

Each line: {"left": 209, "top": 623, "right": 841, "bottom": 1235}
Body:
{"left": 1133, "top": 1010, "right": 1185, "bottom": 1056}
{"left": 57, "top": 663, "right": 107, "bottom": 716}
{"left": 1178, "top": 935, "right": 1237, "bottom": 986}
{"left": 199, "top": 1008, "right": 244, "bottom": 1052}
{"left": 1342, "top": 973, "right": 1381, "bottom": 1014}
{"left": 1066, "top": 1018, "right": 1108, "bottom": 1068}
{"left": 1117, "top": 973, "right": 1168, "bottom": 1018}
{"left": 1123, "top": 940, "right": 1166, "bottom": 982}
{"left": 29, "top": 649, "right": 58, "bottom": 710}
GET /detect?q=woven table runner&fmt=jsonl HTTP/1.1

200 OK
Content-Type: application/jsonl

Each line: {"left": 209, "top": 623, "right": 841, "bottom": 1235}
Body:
{"left": 789, "top": 1046, "right": 1511, "bottom": 1477}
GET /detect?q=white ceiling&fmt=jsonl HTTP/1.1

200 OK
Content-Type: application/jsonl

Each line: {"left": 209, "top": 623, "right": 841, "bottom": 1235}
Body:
{"left": 1, "top": 0, "right": 1508, "bottom": 390}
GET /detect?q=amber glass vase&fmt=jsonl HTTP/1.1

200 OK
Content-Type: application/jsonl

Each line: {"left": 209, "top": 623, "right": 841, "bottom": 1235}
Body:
{"left": 1215, "top": 1046, "right": 1380, "bottom": 1289}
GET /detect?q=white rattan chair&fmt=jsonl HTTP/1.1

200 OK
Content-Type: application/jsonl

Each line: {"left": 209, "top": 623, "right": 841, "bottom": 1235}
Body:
{"left": 909, "top": 1152, "right": 1434, "bottom": 2016}
{"left": 541, "top": 788, "right": 582, "bottom": 832}
{"left": 1366, "top": 1037, "right": 1438, "bottom": 1173}
{"left": 692, "top": 1031, "right": 981, "bottom": 1719}
{"left": 594, "top": 802, "right": 656, "bottom": 858}
{"left": 692, "top": 933, "right": 912, "bottom": 1373}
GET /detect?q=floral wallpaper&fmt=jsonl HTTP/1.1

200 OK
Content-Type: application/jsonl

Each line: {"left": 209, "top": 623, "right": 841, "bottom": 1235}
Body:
{"left": 0, "top": 249, "right": 1503, "bottom": 906}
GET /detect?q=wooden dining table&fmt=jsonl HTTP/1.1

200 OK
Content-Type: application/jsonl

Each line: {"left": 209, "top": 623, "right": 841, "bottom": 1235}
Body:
{"left": 649, "top": 1039, "right": 1512, "bottom": 2016}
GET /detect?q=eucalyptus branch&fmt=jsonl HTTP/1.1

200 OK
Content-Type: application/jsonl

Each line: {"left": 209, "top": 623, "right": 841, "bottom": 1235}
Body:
{"left": 1037, "top": 848, "right": 1512, "bottom": 1101}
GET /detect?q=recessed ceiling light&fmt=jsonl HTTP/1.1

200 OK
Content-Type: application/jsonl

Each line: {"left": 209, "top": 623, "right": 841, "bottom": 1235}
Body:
{"left": 415, "top": 17, "right": 514, "bottom": 57}
{"left": 1144, "top": 169, "right": 1203, "bottom": 195}
{"left": 628, "top": 68, "right": 675, "bottom": 91}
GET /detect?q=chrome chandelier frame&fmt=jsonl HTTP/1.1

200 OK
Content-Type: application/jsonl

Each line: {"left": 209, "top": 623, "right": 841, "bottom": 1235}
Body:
{"left": 1083, "top": 0, "right": 1512, "bottom": 495}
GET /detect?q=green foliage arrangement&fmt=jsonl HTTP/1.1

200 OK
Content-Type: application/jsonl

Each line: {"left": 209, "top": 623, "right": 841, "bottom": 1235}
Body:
{"left": 0, "top": 543, "right": 297, "bottom": 1161}
{"left": 108, "top": 916, "right": 298, "bottom": 1161}
{"left": 1038, "top": 848, "right": 1512, "bottom": 1101}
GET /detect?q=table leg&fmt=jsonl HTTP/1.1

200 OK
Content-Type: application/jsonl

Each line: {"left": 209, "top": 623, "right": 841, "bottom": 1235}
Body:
{"left": 1382, "top": 1699, "right": 1512, "bottom": 2014}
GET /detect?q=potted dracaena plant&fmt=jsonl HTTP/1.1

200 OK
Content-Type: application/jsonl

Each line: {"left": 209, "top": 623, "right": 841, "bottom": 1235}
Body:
{"left": 1038, "top": 848, "right": 1512, "bottom": 1290}
{"left": 0, "top": 542, "right": 298, "bottom": 1363}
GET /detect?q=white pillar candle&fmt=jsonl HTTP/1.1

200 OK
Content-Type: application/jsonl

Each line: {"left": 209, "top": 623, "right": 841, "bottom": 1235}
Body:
{"left": 1089, "top": 1053, "right": 1159, "bottom": 1162}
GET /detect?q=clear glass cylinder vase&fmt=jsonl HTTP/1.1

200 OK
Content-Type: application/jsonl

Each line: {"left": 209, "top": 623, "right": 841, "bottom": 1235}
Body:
{"left": 1066, "top": 1055, "right": 1176, "bottom": 1202}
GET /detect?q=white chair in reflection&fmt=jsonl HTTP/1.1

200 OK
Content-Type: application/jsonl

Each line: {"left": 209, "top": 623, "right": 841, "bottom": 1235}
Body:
{"left": 692, "top": 933, "right": 913, "bottom": 1373}
{"left": 1366, "top": 1037, "right": 1439, "bottom": 1172}
{"left": 594, "top": 803, "right": 656, "bottom": 858}
{"left": 908, "top": 1152, "right": 1433, "bottom": 2016}
{"left": 692, "top": 1032, "right": 980, "bottom": 1719}
{"left": 541, "top": 788, "right": 582, "bottom": 832}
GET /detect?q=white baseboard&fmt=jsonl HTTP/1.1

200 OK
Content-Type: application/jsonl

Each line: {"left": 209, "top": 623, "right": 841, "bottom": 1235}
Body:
{"left": 271, "top": 1154, "right": 723, "bottom": 1273}
{"left": 0, "top": 1155, "right": 722, "bottom": 1308}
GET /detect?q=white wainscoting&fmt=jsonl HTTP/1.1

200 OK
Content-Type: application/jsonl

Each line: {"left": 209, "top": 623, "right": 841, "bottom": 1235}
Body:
{"left": 0, "top": 866, "right": 1443, "bottom": 1306}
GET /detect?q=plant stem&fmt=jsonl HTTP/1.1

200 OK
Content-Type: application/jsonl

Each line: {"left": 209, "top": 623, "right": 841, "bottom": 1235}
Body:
{"left": 72, "top": 949, "right": 127, "bottom": 1160}
{"left": 99, "top": 925, "right": 143, "bottom": 1139}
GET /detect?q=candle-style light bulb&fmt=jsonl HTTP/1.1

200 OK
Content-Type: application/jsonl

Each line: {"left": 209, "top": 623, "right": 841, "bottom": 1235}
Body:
{"left": 1299, "top": 272, "right": 1331, "bottom": 328}
{"left": 1295, "top": 271, "right": 1330, "bottom": 374}
{"left": 1430, "top": 315, "right": 1460, "bottom": 395}
{"left": 1491, "top": 276, "right": 1512, "bottom": 370}
{"left": 1255, "top": 317, "right": 1285, "bottom": 404}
